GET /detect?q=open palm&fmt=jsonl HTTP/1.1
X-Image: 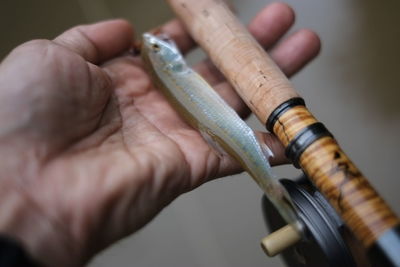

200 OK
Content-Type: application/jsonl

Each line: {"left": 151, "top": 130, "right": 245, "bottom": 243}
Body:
{"left": 0, "top": 3, "right": 320, "bottom": 267}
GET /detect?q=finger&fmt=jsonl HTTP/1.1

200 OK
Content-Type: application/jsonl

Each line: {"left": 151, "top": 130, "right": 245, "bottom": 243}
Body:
{"left": 213, "top": 83, "right": 249, "bottom": 117}
{"left": 270, "top": 29, "right": 321, "bottom": 77}
{"left": 151, "top": 19, "right": 196, "bottom": 55}
{"left": 216, "top": 131, "right": 289, "bottom": 178}
{"left": 54, "top": 19, "right": 134, "bottom": 64}
{"left": 195, "top": 2, "right": 295, "bottom": 85}
{"left": 256, "top": 131, "right": 289, "bottom": 166}
{"left": 248, "top": 2, "right": 295, "bottom": 49}
{"left": 194, "top": 59, "right": 225, "bottom": 86}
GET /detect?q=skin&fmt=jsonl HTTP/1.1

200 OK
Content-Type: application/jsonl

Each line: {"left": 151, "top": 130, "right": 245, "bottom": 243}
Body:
{"left": 0, "top": 3, "right": 320, "bottom": 267}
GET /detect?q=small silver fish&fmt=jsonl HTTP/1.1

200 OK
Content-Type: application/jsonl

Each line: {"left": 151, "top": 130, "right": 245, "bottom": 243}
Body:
{"left": 141, "top": 33, "right": 298, "bottom": 225}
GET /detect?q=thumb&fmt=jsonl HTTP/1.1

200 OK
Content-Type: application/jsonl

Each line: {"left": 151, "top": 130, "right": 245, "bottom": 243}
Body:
{"left": 53, "top": 19, "right": 134, "bottom": 64}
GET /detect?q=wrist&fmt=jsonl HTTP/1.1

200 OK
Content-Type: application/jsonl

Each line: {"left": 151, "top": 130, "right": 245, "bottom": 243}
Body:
{"left": 0, "top": 179, "right": 82, "bottom": 267}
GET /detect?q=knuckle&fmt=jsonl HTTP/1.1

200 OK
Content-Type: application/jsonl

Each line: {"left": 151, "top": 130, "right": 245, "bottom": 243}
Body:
{"left": 13, "top": 39, "right": 53, "bottom": 53}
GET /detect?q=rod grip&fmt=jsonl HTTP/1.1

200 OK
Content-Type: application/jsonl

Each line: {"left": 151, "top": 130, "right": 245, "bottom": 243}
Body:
{"left": 166, "top": 0, "right": 399, "bottom": 251}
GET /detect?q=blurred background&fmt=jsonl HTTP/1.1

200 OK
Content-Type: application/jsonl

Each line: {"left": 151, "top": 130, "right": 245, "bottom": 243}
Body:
{"left": 1, "top": 0, "right": 400, "bottom": 266}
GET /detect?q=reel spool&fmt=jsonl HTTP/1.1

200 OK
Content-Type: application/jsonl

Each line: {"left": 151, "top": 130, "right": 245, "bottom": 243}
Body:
{"left": 261, "top": 176, "right": 356, "bottom": 267}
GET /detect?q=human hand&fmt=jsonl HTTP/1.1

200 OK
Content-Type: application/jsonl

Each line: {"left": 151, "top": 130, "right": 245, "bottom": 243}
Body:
{"left": 0, "top": 3, "right": 320, "bottom": 266}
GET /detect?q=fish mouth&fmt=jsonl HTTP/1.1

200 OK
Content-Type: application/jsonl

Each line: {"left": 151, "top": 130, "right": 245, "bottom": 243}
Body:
{"left": 142, "top": 33, "right": 158, "bottom": 47}
{"left": 143, "top": 33, "right": 177, "bottom": 48}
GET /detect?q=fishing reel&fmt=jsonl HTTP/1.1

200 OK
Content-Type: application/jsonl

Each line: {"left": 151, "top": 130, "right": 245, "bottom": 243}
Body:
{"left": 261, "top": 175, "right": 360, "bottom": 267}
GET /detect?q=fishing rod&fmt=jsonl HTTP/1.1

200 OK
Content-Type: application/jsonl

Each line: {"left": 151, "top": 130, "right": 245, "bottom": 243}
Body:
{"left": 166, "top": 0, "right": 400, "bottom": 266}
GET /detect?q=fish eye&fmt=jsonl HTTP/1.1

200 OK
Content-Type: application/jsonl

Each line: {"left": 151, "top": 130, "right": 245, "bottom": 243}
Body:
{"left": 152, "top": 43, "right": 160, "bottom": 52}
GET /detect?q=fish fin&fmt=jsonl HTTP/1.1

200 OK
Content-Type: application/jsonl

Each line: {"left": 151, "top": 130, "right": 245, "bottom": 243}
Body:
{"left": 255, "top": 133, "right": 274, "bottom": 162}
{"left": 198, "top": 126, "right": 226, "bottom": 158}
{"left": 261, "top": 143, "right": 274, "bottom": 160}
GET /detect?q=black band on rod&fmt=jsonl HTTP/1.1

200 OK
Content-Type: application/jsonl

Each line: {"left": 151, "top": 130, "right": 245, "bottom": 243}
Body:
{"left": 285, "top": 122, "right": 333, "bottom": 168}
{"left": 266, "top": 97, "right": 305, "bottom": 132}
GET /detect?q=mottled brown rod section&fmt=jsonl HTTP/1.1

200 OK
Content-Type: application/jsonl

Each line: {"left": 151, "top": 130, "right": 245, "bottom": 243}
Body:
{"left": 273, "top": 106, "right": 399, "bottom": 247}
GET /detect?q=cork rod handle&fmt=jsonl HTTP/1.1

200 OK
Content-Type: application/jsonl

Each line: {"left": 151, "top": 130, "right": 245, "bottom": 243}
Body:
{"left": 166, "top": 0, "right": 400, "bottom": 252}
{"left": 167, "top": 0, "right": 298, "bottom": 122}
